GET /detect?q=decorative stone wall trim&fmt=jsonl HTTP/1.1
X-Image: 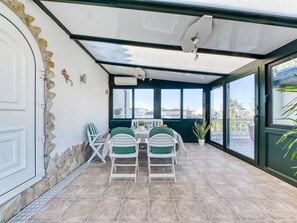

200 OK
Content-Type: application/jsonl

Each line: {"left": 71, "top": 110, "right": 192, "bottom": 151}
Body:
{"left": 0, "top": 1, "right": 92, "bottom": 222}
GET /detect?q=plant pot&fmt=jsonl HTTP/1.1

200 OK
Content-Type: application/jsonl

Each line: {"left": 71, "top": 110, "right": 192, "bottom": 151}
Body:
{"left": 198, "top": 139, "right": 205, "bottom": 146}
{"left": 139, "top": 126, "right": 145, "bottom": 131}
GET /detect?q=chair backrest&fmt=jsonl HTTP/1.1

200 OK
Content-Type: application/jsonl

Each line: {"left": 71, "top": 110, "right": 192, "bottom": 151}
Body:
{"left": 87, "top": 123, "right": 99, "bottom": 142}
{"left": 149, "top": 127, "right": 174, "bottom": 138}
{"left": 131, "top": 119, "right": 163, "bottom": 128}
{"left": 110, "top": 127, "right": 136, "bottom": 154}
{"left": 110, "top": 127, "right": 134, "bottom": 137}
{"left": 148, "top": 133, "right": 175, "bottom": 154}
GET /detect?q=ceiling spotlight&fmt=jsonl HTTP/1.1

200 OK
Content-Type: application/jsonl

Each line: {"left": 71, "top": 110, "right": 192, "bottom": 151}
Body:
{"left": 194, "top": 52, "right": 199, "bottom": 61}
{"left": 192, "top": 36, "right": 199, "bottom": 46}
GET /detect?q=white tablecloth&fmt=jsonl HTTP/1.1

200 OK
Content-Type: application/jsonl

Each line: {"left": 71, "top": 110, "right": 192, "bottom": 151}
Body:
{"left": 101, "top": 129, "right": 187, "bottom": 160}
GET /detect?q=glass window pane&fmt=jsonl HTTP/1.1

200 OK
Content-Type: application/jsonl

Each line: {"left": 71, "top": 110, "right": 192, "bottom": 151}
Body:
{"left": 227, "top": 74, "right": 255, "bottom": 160}
{"left": 113, "top": 89, "right": 132, "bottom": 119}
{"left": 81, "top": 41, "right": 254, "bottom": 74}
{"left": 271, "top": 59, "right": 297, "bottom": 126}
{"left": 161, "top": 89, "right": 181, "bottom": 119}
{"left": 183, "top": 89, "right": 203, "bottom": 119}
{"left": 210, "top": 87, "right": 223, "bottom": 145}
{"left": 134, "top": 89, "right": 154, "bottom": 118}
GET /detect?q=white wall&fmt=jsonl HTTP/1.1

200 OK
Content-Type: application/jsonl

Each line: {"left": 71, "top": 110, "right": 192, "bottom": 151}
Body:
{"left": 19, "top": 0, "right": 109, "bottom": 154}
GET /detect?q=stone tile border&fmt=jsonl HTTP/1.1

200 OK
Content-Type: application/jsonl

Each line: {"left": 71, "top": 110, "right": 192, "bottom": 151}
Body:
{"left": 7, "top": 162, "right": 90, "bottom": 223}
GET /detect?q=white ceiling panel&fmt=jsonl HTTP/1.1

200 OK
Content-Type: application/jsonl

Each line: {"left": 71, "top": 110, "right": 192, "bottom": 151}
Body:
{"left": 153, "top": 0, "right": 297, "bottom": 18}
{"left": 42, "top": 2, "right": 297, "bottom": 54}
{"left": 103, "top": 64, "right": 220, "bottom": 84}
{"left": 81, "top": 40, "right": 254, "bottom": 74}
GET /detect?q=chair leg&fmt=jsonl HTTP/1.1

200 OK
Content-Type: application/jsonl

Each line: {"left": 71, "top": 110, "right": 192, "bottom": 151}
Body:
{"left": 148, "top": 156, "right": 151, "bottom": 183}
{"left": 109, "top": 157, "right": 114, "bottom": 183}
{"left": 113, "top": 158, "right": 117, "bottom": 172}
{"left": 172, "top": 157, "right": 176, "bottom": 183}
{"left": 134, "top": 157, "right": 138, "bottom": 183}
{"left": 136, "top": 157, "right": 139, "bottom": 172}
{"left": 87, "top": 152, "right": 97, "bottom": 163}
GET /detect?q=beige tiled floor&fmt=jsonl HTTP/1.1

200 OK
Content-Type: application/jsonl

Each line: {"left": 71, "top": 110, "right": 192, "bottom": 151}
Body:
{"left": 28, "top": 143, "right": 297, "bottom": 223}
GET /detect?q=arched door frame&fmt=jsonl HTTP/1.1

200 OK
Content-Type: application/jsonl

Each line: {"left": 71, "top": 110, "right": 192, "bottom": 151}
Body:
{"left": 0, "top": 3, "right": 45, "bottom": 204}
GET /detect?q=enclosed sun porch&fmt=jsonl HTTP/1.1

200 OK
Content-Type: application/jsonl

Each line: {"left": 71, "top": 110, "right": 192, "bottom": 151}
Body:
{"left": 0, "top": 0, "right": 297, "bottom": 222}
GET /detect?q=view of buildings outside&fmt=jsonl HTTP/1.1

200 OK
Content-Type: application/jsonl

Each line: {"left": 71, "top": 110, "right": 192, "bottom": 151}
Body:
{"left": 183, "top": 89, "right": 203, "bottom": 119}
{"left": 113, "top": 88, "right": 204, "bottom": 119}
{"left": 134, "top": 89, "right": 154, "bottom": 118}
{"left": 161, "top": 89, "right": 181, "bottom": 118}
{"left": 113, "top": 89, "right": 132, "bottom": 118}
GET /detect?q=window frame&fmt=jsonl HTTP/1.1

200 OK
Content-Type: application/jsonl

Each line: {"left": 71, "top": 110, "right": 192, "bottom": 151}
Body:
{"left": 112, "top": 88, "right": 133, "bottom": 119}
{"left": 267, "top": 53, "right": 297, "bottom": 129}
{"left": 210, "top": 85, "right": 224, "bottom": 146}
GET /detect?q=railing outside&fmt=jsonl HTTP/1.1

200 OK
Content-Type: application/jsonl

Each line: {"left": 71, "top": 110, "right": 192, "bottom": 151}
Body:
{"left": 211, "top": 118, "right": 254, "bottom": 140}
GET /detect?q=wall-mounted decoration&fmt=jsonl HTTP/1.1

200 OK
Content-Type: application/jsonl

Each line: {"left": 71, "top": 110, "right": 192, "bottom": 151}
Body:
{"left": 80, "top": 74, "right": 86, "bottom": 84}
{"left": 61, "top": 69, "right": 73, "bottom": 86}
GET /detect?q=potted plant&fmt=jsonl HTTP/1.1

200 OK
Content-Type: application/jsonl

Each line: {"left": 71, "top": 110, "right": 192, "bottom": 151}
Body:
{"left": 192, "top": 120, "right": 212, "bottom": 145}
{"left": 138, "top": 121, "right": 145, "bottom": 130}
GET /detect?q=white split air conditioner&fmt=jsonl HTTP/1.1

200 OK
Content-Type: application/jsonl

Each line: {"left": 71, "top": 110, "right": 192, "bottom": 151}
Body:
{"left": 114, "top": 76, "right": 137, "bottom": 86}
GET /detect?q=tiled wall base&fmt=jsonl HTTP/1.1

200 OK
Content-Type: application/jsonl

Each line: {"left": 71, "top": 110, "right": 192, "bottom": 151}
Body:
{"left": 7, "top": 162, "right": 90, "bottom": 223}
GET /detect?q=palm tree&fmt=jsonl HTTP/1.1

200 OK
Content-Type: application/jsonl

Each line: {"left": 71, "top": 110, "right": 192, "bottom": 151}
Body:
{"left": 229, "top": 98, "right": 245, "bottom": 119}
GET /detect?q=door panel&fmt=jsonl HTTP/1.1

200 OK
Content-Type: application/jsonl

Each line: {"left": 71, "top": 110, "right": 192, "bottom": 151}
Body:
{"left": 226, "top": 74, "right": 255, "bottom": 160}
{"left": 0, "top": 15, "right": 36, "bottom": 196}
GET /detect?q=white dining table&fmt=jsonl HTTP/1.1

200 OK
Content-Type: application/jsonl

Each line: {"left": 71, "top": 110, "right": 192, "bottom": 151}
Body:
{"left": 101, "top": 128, "right": 187, "bottom": 160}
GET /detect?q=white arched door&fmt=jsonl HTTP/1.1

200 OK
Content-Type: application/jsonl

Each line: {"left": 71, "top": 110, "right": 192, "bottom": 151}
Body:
{"left": 0, "top": 15, "right": 37, "bottom": 198}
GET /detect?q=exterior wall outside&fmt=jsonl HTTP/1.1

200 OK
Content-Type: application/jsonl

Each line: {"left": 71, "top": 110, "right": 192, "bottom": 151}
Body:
{"left": 0, "top": 0, "right": 109, "bottom": 222}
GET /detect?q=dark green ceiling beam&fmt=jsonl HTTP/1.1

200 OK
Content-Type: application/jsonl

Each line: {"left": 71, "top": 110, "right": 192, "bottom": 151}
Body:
{"left": 42, "top": 0, "right": 297, "bottom": 29}
{"left": 98, "top": 60, "right": 226, "bottom": 77}
{"left": 71, "top": 34, "right": 264, "bottom": 59}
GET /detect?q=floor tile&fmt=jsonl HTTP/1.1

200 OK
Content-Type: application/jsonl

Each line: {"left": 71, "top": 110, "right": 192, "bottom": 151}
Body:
{"left": 149, "top": 200, "right": 178, "bottom": 222}
{"left": 29, "top": 199, "right": 74, "bottom": 221}
{"left": 202, "top": 199, "right": 239, "bottom": 221}
{"left": 78, "top": 184, "right": 106, "bottom": 199}
{"left": 149, "top": 184, "right": 172, "bottom": 199}
{"left": 26, "top": 143, "right": 297, "bottom": 223}
{"left": 226, "top": 199, "right": 268, "bottom": 220}
{"left": 102, "top": 184, "right": 127, "bottom": 199}
{"left": 87, "top": 199, "right": 123, "bottom": 221}
{"left": 118, "top": 199, "right": 148, "bottom": 221}
{"left": 170, "top": 184, "right": 197, "bottom": 199}
{"left": 125, "top": 183, "right": 149, "bottom": 199}
{"left": 59, "top": 199, "right": 97, "bottom": 221}
{"left": 175, "top": 199, "right": 209, "bottom": 221}
{"left": 55, "top": 185, "right": 85, "bottom": 199}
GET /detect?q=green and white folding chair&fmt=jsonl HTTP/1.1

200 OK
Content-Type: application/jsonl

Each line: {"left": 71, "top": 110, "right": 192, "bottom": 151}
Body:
{"left": 108, "top": 127, "right": 140, "bottom": 183}
{"left": 146, "top": 127, "right": 177, "bottom": 183}
{"left": 87, "top": 123, "right": 107, "bottom": 163}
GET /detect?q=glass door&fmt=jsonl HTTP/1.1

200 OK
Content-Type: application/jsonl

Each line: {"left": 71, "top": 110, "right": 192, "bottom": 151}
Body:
{"left": 227, "top": 74, "right": 255, "bottom": 160}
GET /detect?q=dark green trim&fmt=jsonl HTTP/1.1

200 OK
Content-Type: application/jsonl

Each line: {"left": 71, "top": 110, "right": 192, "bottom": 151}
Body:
{"left": 41, "top": 0, "right": 297, "bottom": 29}
{"left": 109, "top": 76, "right": 206, "bottom": 142}
{"left": 71, "top": 34, "right": 264, "bottom": 59}
{"left": 266, "top": 52, "right": 297, "bottom": 130}
{"left": 99, "top": 61, "right": 225, "bottom": 77}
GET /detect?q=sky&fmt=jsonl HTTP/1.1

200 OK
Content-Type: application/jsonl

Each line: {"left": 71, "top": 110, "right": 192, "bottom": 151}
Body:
{"left": 134, "top": 89, "right": 203, "bottom": 110}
